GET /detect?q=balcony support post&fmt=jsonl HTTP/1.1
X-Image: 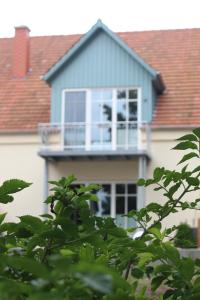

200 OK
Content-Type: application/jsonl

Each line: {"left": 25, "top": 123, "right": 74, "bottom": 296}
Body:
{"left": 43, "top": 158, "right": 49, "bottom": 214}
{"left": 137, "top": 156, "right": 147, "bottom": 210}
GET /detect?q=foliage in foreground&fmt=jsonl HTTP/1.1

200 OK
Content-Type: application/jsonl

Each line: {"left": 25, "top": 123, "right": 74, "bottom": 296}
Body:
{"left": 174, "top": 223, "right": 197, "bottom": 249}
{"left": 1, "top": 129, "right": 200, "bottom": 299}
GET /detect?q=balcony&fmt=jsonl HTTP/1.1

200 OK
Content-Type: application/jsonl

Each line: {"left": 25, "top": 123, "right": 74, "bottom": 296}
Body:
{"left": 38, "top": 122, "right": 151, "bottom": 161}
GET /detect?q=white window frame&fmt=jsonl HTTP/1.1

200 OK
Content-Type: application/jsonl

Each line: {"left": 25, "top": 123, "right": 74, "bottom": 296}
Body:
{"left": 61, "top": 87, "right": 142, "bottom": 151}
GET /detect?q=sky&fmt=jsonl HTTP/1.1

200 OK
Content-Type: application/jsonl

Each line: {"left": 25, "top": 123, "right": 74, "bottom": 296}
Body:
{"left": 1, "top": 0, "right": 200, "bottom": 37}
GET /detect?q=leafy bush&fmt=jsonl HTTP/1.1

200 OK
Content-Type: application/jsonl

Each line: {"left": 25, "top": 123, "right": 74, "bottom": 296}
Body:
{"left": 1, "top": 129, "right": 200, "bottom": 299}
{"left": 174, "top": 223, "right": 197, "bottom": 248}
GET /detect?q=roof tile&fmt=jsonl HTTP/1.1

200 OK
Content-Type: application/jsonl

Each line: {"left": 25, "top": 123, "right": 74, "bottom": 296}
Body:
{"left": 0, "top": 29, "right": 200, "bottom": 131}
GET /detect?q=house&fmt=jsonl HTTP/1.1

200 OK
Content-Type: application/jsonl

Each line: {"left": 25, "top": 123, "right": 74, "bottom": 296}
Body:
{"left": 0, "top": 20, "right": 200, "bottom": 227}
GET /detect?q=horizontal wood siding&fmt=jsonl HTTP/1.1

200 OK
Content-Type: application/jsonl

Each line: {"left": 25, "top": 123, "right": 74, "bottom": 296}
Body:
{"left": 51, "top": 30, "right": 155, "bottom": 123}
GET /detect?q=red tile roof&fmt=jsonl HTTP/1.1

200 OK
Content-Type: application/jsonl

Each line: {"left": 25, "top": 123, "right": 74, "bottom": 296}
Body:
{"left": 0, "top": 28, "right": 200, "bottom": 132}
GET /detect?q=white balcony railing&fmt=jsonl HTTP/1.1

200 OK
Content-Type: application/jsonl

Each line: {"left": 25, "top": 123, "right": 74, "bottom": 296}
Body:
{"left": 38, "top": 122, "right": 151, "bottom": 153}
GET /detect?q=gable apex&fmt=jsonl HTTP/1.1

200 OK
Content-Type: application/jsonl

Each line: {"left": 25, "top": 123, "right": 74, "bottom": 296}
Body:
{"left": 43, "top": 20, "right": 159, "bottom": 83}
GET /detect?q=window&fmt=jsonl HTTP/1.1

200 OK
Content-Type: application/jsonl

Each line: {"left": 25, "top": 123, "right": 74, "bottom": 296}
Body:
{"left": 63, "top": 88, "right": 140, "bottom": 150}
{"left": 90, "top": 182, "right": 137, "bottom": 229}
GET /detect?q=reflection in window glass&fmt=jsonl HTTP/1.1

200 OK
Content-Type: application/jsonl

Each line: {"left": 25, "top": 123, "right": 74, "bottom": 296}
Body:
{"left": 116, "top": 196, "right": 125, "bottom": 214}
{"left": 128, "top": 124, "right": 137, "bottom": 146}
{"left": 117, "top": 123, "right": 126, "bottom": 146}
{"left": 117, "top": 100, "right": 126, "bottom": 121}
{"left": 92, "top": 90, "right": 112, "bottom": 101}
{"left": 92, "top": 91, "right": 102, "bottom": 101}
{"left": 103, "top": 126, "right": 112, "bottom": 144}
{"left": 102, "top": 101, "right": 112, "bottom": 122}
{"left": 117, "top": 90, "right": 126, "bottom": 99}
{"left": 129, "top": 89, "right": 138, "bottom": 99}
{"left": 128, "top": 184, "right": 136, "bottom": 194}
{"left": 128, "top": 196, "right": 137, "bottom": 211}
{"left": 92, "top": 102, "right": 101, "bottom": 122}
{"left": 102, "top": 90, "right": 112, "bottom": 100}
{"left": 128, "top": 102, "right": 137, "bottom": 121}
{"left": 91, "top": 126, "right": 100, "bottom": 145}
{"left": 116, "top": 184, "right": 125, "bottom": 194}
{"left": 95, "top": 185, "right": 111, "bottom": 216}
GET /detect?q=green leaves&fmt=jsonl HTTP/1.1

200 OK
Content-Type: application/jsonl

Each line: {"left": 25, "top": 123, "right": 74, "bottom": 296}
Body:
{"left": 177, "top": 133, "right": 198, "bottom": 142}
{"left": 0, "top": 255, "right": 49, "bottom": 279}
{"left": 137, "top": 178, "right": 146, "bottom": 186}
{"left": 173, "top": 141, "right": 198, "bottom": 150}
{"left": 153, "top": 167, "right": 165, "bottom": 182}
{"left": 151, "top": 275, "right": 165, "bottom": 291}
{"left": 193, "top": 128, "right": 200, "bottom": 138}
{"left": 186, "top": 177, "right": 200, "bottom": 186}
{"left": 178, "top": 257, "right": 195, "bottom": 281}
{"left": 0, "top": 179, "right": 31, "bottom": 204}
{"left": 178, "top": 152, "right": 199, "bottom": 165}
{"left": 163, "top": 242, "right": 180, "bottom": 264}
{"left": 76, "top": 271, "right": 113, "bottom": 294}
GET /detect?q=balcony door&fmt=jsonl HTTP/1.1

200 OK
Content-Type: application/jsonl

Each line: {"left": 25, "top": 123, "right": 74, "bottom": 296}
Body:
{"left": 62, "top": 88, "right": 139, "bottom": 150}
{"left": 63, "top": 91, "right": 86, "bottom": 149}
{"left": 91, "top": 90, "right": 113, "bottom": 150}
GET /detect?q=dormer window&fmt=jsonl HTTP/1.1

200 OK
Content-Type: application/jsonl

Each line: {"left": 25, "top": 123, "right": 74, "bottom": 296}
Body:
{"left": 62, "top": 87, "right": 140, "bottom": 151}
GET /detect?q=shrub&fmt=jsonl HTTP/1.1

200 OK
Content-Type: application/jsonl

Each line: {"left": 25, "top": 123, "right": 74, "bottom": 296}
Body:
{"left": 174, "top": 223, "right": 197, "bottom": 248}
{"left": 1, "top": 129, "right": 200, "bottom": 299}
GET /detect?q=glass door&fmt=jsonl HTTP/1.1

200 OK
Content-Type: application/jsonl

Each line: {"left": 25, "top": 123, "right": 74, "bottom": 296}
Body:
{"left": 91, "top": 90, "right": 113, "bottom": 150}
{"left": 116, "top": 89, "right": 138, "bottom": 149}
{"left": 63, "top": 91, "right": 86, "bottom": 149}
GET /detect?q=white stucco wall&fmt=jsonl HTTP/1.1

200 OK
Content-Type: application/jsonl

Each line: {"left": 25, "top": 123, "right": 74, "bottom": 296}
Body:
{"left": 1, "top": 129, "right": 200, "bottom": 228}
{"left": 0, "top": 134, "right": 44, "bottom": 221}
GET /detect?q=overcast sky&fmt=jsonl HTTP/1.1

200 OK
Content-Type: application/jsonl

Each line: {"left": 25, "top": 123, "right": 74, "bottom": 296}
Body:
{"left": 1, "top": 0, "right": 200, "bottom": 37}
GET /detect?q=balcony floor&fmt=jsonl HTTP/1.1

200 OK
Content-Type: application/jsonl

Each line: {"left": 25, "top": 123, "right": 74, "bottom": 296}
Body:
{"left": 38, "top": 149, "right": 150, "bottom": 161}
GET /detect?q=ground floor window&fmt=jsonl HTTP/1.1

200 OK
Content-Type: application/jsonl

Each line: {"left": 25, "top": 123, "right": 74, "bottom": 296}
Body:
{"left": 72, "top": 182, "right": 137, "bottom": 229}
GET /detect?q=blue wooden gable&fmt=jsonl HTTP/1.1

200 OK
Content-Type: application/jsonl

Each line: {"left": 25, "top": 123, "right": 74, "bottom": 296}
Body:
{"left": 44, "top": 20, "right": 164, "bottom": 123}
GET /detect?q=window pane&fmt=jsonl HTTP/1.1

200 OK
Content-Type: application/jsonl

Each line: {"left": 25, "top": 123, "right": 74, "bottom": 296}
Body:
{"left": 117, "top": 90, "right": 126, "bottom": 99}
{"left": 65, "top": 92, "right": 85, "bottom": 122}
{"left": 129, "top": 89, "right": 138, "bottom": 99}
{"left": 128, "top": 124, "right": 137, "bottom": 146}
{"left": 102, "top": 197, "right": 111, "bottom": 215}
{"left": 128, "top": 196, "right": 137, "bottom": 211}
{"left": 128, "top": 102, "right": 137, "bottom": 121}
{"left": 117, "top": 123, "right": 126, "bottom": 146}
{"left": 116, "top": 215, "right": 125, "bottom": 228}
{"left": 92, "top": 101, "right": 101, "bottom": 122}
{"left": 101, "top": 184, "right": 111, "bottom": 194}
{"left": 103, "top": 126, "right": 112, "bottom": 144}
{"left": 116, "top": 196, "right": 125, "bottom": 214}
{"left": 91, "top": 125, "right": 100, "bottom": 145}
{"left": 128, "top": 184, "right": 136, "bottom": 194}
{"left": 102, "top": 90, "right": 112, "bottom": 100}
{"left": 92, "top": 90, "right": 101, "bottom": 101}
{"left": 116, "top": 184, "right": 125, "bottom": 194}
{"left": 65, "top": 125, "right": 85, "bottom": 146}
{"left": 92, "top": 90, "right": 112, "bottom": 100}
{"left": 96, "top": 185, "right": 111, "bottom": 216}
{"left": 117, "top": 100, "right": 126, "bottom": 121}
{"left": 102, "top": 101, "right": 112, "bottom": 122}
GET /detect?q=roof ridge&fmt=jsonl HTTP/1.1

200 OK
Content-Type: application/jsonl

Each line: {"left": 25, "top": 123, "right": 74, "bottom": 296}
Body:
{"left": 1, "top": 27, "right": 200, "bottom": 40}
{"left": 30, "top": 33, "right": 82, "bottom": 39}
{"left": 118, "top": 27, "right": 200, "bottom": 34}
